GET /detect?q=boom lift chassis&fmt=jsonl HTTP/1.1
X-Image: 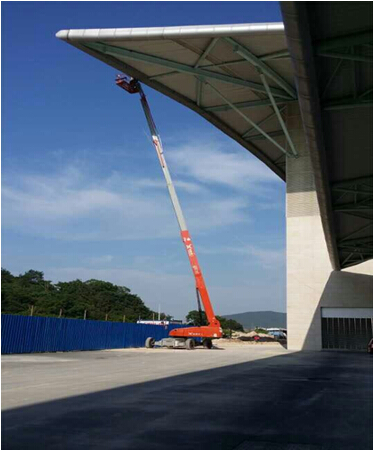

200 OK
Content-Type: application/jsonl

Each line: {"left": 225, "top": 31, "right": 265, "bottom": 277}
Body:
{"left": 116, "top": 75, "right": 222, "bottom": 349}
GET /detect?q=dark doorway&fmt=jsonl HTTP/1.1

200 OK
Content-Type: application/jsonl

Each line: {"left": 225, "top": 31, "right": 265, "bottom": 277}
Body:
{"left": 322, "top": 317, "right": 372, "bottom": 351}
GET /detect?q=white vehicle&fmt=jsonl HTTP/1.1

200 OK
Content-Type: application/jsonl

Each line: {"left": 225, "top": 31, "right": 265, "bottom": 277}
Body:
{"left": 267, "top": 328, "right": 287, "bottom": 339}
{"left": 137, "top": 320, "right": 183, "bottom": 326}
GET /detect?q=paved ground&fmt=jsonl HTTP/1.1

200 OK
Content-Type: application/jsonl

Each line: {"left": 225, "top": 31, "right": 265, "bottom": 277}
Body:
{"left": 2, "top": 345, "right": 372, "bottom": 449}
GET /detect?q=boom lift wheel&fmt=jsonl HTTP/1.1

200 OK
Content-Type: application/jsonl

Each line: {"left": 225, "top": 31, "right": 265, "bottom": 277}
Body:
{"left": 185, "top": 338, "right": 195, "bottom": 350}
{"left": 145, "top": 337, "right": 155, "bottom": 348}
{"left": 203, "top": 338, "right": 213, "bottom": 349}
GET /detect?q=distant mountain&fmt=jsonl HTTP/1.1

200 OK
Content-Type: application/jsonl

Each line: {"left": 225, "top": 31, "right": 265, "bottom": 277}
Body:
{"left": 222, "top": 311, "right": 286, "bottom": 330}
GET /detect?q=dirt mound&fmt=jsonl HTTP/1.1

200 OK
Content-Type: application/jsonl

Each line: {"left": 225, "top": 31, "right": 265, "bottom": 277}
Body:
{"left": 230, "top": 331, "right": 275, "bottom": 342}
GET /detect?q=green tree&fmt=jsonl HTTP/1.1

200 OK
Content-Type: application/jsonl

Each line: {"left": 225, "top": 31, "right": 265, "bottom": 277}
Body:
{"left": 217, "top": 317, "right": 244, "bottom": 332}
{"left": 254, "top": 328, "right": 268, "bottom": 334}
{"left": 185, "top": 310, "right": 244, "bottom": 332}
{"left": 186, "top": 310, "right": 208, "bottom": 326}
{"left": 1, "top": 268, "right": 161, "bottom": 323}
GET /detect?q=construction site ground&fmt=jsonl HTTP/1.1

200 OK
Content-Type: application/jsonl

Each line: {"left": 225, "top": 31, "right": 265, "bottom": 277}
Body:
{"left": 218, "top": 337, "right": 286, "bottom": 347}
{"left": 2, "top": 344, "right": 372, "bottom": 449}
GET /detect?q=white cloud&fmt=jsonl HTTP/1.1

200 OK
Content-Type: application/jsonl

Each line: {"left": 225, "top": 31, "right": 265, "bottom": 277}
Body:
{"left": 242, "top": 246, "right": 285, "bottom": 269}
{"left": 86, "top": 255, "right": 114, "bottom": 265}
{"left": 167, "top": 137, "right": 280, "bottom": 190}
{"left": 2, "top": 134, "right": 281, "bottom": 241}
{"left": 2, "top": 185, "right": 121, "bottom": 218}
{"left": 135, "top": 178, "right": 204, "bottom": 194}
{"left": 2, "top": 167, "right": 250, "bottom": 240}
{"left": 199, "top": 244, "right": 285, "bottom": 270}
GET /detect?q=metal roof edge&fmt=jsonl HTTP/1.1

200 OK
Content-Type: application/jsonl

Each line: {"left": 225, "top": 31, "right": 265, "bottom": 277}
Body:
{"left": 56, "top": 22, "right": 284, "bottom": 42}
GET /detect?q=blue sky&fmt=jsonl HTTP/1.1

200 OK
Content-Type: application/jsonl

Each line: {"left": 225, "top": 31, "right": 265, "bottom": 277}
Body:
{"left": 2, "top": 2, "right": 286, "bottom": 319}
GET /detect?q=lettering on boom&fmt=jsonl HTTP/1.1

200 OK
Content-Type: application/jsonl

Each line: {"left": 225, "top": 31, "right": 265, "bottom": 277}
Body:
{"left": 181, "top": 231, "right": 201, "bottom": 276}
{"left": 185, "top": 243, "right": 194, "bottom": 257}
{"left": 152, "top": 136, "right": 165, "bottom": 167}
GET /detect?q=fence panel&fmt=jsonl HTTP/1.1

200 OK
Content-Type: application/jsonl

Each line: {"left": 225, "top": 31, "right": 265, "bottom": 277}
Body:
{"left": 1, "top": 314, "right": 186, "bottom": 354}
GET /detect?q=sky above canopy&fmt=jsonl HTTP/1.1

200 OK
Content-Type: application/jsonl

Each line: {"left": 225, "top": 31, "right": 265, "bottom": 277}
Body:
{"left": 2, "top": 1, "right": 286, "bottom": 319}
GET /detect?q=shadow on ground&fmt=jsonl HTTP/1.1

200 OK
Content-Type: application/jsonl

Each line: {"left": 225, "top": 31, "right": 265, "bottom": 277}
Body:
{"left": 2, "top": 350, "right": 372, "bottom": 450}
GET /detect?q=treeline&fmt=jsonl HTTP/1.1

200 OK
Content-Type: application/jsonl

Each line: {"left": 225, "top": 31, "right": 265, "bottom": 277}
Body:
{"left": 1, "top": 268, "right": 169, "bottom": 323}
{"left": 186, "top": 310, "right": 244, "bottom": 333}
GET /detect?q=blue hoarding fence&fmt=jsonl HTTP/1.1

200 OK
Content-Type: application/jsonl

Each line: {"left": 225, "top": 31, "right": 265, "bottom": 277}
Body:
{"left": 1, "top": 314, "right": 187, "bottom": 354}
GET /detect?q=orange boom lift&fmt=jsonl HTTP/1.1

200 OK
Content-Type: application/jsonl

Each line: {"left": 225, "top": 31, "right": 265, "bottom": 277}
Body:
{"left": 116, "top": 75, "right": 222, "bottom": 350}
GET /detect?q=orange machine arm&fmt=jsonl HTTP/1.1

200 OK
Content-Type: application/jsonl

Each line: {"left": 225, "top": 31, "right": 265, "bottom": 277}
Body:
{"left": 180, "top": 230, "right": 220, "bottom": 328}
{"left": 116, "top": 75, "right": 221, "bottom": 339}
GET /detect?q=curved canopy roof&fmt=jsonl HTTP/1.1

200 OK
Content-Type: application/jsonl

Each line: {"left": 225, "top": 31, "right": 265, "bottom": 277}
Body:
{"left": 57, "top": 22, "right": 298, "bottom": 180}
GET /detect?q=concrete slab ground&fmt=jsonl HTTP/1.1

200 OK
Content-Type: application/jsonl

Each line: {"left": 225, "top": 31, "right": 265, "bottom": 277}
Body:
{"left": 2, "top": 345, "right": 372, "bottom": 449}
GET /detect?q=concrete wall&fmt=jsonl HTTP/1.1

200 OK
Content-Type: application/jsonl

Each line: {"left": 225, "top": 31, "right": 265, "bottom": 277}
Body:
{"left": 286, "top": 104, "right": 373, "bottom": 351}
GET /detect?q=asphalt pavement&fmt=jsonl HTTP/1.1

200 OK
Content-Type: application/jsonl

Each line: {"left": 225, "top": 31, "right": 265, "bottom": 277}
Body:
{"left": 2, "top": 345, "right": 372, "bottom": 449}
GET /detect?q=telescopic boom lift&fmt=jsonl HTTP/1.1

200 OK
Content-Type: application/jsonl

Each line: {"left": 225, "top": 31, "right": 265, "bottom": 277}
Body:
{"left": 116, "top": 75, "right": 222, "bottom": 350}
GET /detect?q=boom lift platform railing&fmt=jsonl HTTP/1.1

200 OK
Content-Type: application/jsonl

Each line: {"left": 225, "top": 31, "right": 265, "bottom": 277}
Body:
{"left": 116, "top": 75, "right": 222, "bottom": 350}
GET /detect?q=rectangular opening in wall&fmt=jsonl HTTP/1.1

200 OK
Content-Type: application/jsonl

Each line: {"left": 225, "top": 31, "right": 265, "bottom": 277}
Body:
{"left": 321, "top": 308, "right": 373, "bottom": 351}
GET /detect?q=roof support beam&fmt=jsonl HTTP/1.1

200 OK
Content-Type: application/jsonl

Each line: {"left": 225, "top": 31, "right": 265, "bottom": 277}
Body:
{"left": 225, "top": 37, "right": 297, "bottom": 98}
{"left": 150, "top": 59, "right": 248, "bottom": 79}
{"left": 339, "top": 247, "right": 372, "bottom": 255}
{"left": 149, "top": 71, "right": 179, "bottom": 80}
{"left": 321, "top": 58, "right": 345, "bottom": 98}
{"left": 244, "top": 130, "right": 285, "bottom": 141}
{"left": 339, "top": 223, "right": 373, "bottom": 242}
{"left": 341, "top": 211, "right": 373, "bottom": 220}
{"left": 359, "top": 88, "right": 373, "bottom": 99}
{"left": 321, "top": 47, "right": 353, "bottom": 99}
{"left": 315, "top": 30, "right": 373, "bottom": 52}
{"left": 343, "top": 256, "right": 372, "bottom": 268}
{"left": 203, "top": 50, "right": 290, "bottom": 70}
{"left": 259, "top": 49, "right": 290, "bottom": 60}
{"left": 341, "top": 252, "right": 354, "bottom": 266}
{"left": 338, "top": 236, "right": 372, "bottom": 247}
{"left": 242, "top": 105, "right": 286, "bottom": 138}
{"left": 323, "top": 97, "right": 372, "bottom": 110}
{"left": 351, "top": 47, "right": 357, "bottom": 99}
{"left": 206, "top": 81, "right": 295, "bottom": 157}
{"left": 334, "top": 203, "right": 372, "bottom": 212}
{"left": 259, "top": 71, "right": 298, "bottom": 157}
{"left": 150, "top": 60, "right": 248, "bottom": 80}
{"left": 196, "top": 77, "right": 203, "bottom": 107}
{"left": 206, "top": 98, "right": 295, "bottom": 112}
{"left": 197, "top": 50, "right": 289, "bottom": 69}
{"left": 202, "top": 59, "right": 246, "bottom": 69}
{"left": 332, "top": 177, "right": 373, "bottom": 198}
{"left": 332, "top": 190, "right": 372, "bottom": 198}
{"left": 317, "top": 51, "right": 373, "bottom": 63}
{"left": 332, "top": 176, "right": 373, "bottom": 189}
{"left": 194, "top": 38, "right": 219, "bottom": 68}
{"left": 274, "top": 153, "right": 286, "bottom": 164}
{"left": 84, "top": 42, "right": 292, "bottom": 98}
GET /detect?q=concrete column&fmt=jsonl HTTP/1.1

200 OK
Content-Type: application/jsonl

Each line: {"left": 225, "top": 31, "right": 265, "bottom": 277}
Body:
{"left": 286, "top": 103, "right": 331, "bottom": 350}
{"left": 286, "top": 104, "right": 372, "bottom": 350}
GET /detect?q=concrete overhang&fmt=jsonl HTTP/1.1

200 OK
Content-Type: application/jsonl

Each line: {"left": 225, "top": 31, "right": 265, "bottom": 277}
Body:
{"left": 281, "top": 2, "right": 373, "bottom": 269}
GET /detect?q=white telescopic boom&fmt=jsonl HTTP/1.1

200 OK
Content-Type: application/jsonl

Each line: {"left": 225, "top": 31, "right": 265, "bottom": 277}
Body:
{"left": 138, "top": 86, "right": 188, "bottom": 232}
